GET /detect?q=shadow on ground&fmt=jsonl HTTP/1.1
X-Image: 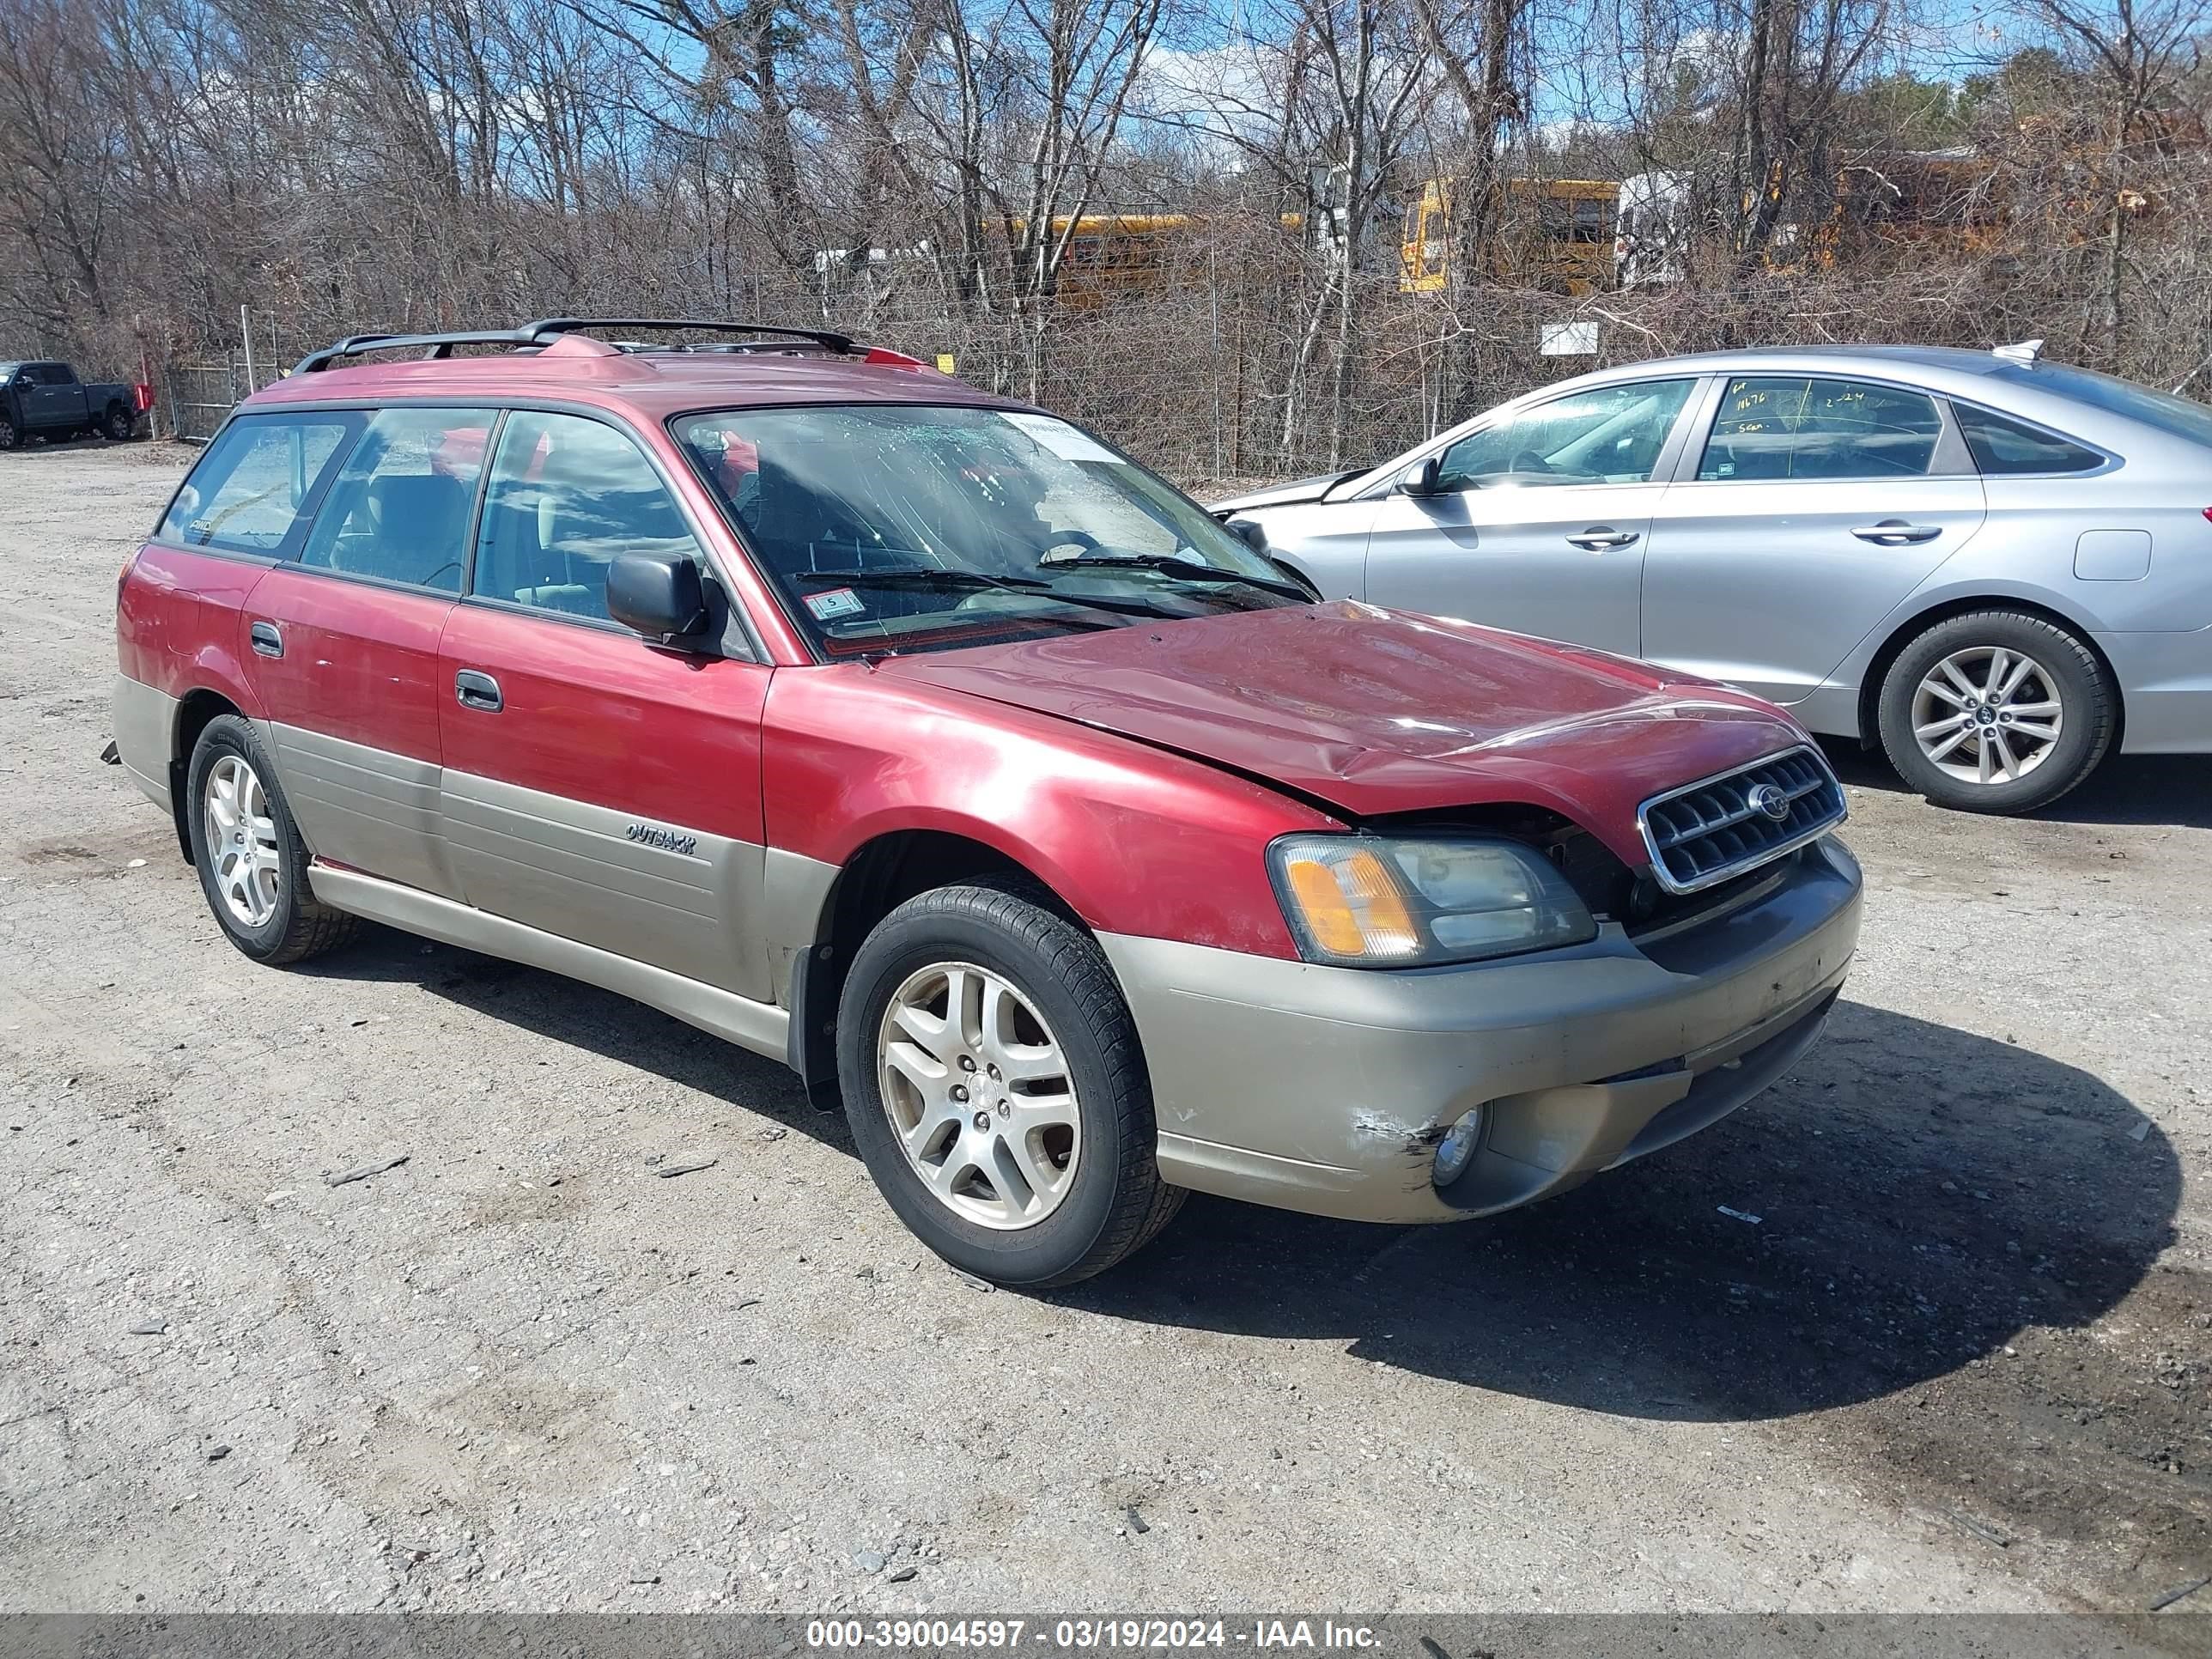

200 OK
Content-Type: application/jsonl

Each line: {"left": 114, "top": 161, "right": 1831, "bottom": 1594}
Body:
{"left": 300, "top": 926, "right": 838, "bottom": 1146}
{"left": 308, "top": 927, "right": 2180, "bottom": 1427}
{"left": 1068, "top": 998, "right": 2179, "bottom": 1423}
{"left": 1819, "top": 736, "right": 2212, "bottom": 830}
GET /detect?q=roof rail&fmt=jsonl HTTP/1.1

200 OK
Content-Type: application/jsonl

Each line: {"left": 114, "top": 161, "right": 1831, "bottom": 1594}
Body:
{"left": 292, "top": 316, "right": 862, "bottom": 376}
{"left": 526, "top": 319, "right": 857, "bottom": 355}
{"left": 291, "top": 327, "right": 547, "bottom": 375}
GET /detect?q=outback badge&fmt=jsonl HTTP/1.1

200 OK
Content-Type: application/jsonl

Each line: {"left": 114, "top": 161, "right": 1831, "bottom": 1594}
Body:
{"left": 625, "top": 822, "right": 699, "bottom": 856}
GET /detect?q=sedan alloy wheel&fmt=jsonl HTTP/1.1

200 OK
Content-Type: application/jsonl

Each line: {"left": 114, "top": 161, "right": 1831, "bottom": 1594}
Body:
{"left": 1910, "top": 645, "right": 2063, "bottom": 787}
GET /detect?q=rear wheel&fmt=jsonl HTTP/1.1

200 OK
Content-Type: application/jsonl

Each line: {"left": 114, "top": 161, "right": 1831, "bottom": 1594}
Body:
{"left": 101, "top": 403, "right": 136, "bottom": 441}
{"left": 1877, "top": 610, "right": 2113, "bottom": 813}
{"left": 185, "top": 715, "right": 359, "bottom": 963}
{"left": 836, "top": 880, "right": 1182, "bottom": 1288}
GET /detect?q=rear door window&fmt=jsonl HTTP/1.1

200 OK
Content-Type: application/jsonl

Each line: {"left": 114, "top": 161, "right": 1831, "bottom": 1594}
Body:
{"left": 156, "top": 412, "right": 364, "bottom": 556}
{"left": 298, "top": 407, "right": 495, "bottom": 592}
{"left": 471, "top": 410, "right": 702, "bottom": 623}
{"left": 1954, "top": 404, "right": 2104, "bottom": 474}
{"left": 1698, "top": 377, "right": 1942, "bottom": 481}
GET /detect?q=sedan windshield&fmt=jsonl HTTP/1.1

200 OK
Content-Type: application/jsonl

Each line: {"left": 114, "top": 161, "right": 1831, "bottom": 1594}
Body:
{"left": 672, "top": 404, "right": 1303, "bottom": 655}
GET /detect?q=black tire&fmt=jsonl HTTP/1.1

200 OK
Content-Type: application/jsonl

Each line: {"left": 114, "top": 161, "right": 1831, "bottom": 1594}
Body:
{"left": 101, "top": 403, "right": 136, "bottom": 441}
{"left": 836, "top": 879, "right": 1183, "bottom": 1289}
{"left": 0, "top": 416, "right": 16, "bottom": 451}
{"left": 1877, "top": 609, "right": 2115, "bottom": 814}
{"left": 185, "top": 714, "right": 360, "bottom": 963}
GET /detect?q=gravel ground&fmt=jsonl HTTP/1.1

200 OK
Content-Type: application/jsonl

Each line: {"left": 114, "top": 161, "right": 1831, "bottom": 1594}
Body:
{"left": 0, "top": 441, "right": 2206, "bottom": 1618}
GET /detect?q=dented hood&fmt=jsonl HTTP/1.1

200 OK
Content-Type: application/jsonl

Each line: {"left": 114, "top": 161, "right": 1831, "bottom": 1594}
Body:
{"left": 878, "top": 601, "right": 1811, "bottom": 867}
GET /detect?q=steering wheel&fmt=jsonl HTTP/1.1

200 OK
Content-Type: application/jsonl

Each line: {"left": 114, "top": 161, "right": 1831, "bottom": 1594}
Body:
{"left": 1036, "top": 528, "right": 1103, "bottom": 561}
{"left": 1510, "top": 449, "right": 1558, "bottom": 476}
{"left": 420, "top": 561, "right": 462, "bottom": 589}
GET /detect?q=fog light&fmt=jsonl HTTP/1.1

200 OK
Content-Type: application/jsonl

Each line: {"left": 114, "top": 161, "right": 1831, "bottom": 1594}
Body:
{"left": 1432, "top": 1109, "right": 1484, "bottom": 1187}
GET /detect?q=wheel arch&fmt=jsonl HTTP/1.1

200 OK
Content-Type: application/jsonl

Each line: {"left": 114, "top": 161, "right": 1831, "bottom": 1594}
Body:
{"left": 165, "top": 689, "right": 247, "bottom": 860}
{"left": 1855, "top": 594, "right": 2125, "bottom": 750}
{"left": 785, "top": 828, "right": 1091, "bottom": 1110}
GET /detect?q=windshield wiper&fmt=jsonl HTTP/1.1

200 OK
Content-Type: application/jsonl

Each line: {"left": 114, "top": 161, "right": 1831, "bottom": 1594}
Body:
{"left": 793, "top": 566, "right": 1055, "bottom": 595}
{"left": 1037, "top": 551, "right": 1311, "bottom": 603}
{"left": 792, "top": 564, "right": 1194, "bottom": 624}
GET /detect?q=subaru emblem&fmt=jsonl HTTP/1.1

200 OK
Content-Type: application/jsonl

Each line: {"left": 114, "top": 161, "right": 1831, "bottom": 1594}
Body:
{"left": 1747, "top": 783, "right": 1791, "bottom": 822}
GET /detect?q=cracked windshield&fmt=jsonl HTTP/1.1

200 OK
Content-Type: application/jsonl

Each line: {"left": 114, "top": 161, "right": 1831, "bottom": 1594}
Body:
{"left": 674, "top": 404, "right": 1304, "bottom": 653}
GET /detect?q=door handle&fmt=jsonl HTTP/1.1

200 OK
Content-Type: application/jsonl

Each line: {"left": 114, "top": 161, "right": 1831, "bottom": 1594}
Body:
{"left": 249, "top": 620, "right": 283, "bottom": 658}
{"left": 454, "top": 669, "right": 502, "bottom": 712}
{"left": 1851, "top": 520, "right": 1942, "bottom": 545}
{"left": 1566, "top": 527, "right": 1640, "bottom": 550}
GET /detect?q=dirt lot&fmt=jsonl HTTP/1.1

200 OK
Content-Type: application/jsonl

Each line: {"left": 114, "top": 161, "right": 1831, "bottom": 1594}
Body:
{"left": 1, "top": 441, "right": 2207, "bottom": 1618}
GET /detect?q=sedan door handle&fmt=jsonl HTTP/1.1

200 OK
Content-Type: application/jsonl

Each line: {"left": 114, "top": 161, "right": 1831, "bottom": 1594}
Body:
{"left": 1851, "top": 520, "right": 1942, "bottom": 545}
{"left": 248, "top": 620, "right": 283, "bottom": 659}
{"left": 454, "top": 669, "right": 502, "bottom": 712}
{"left": 1566, "top": 527, "right": 1640, "bottom": 550}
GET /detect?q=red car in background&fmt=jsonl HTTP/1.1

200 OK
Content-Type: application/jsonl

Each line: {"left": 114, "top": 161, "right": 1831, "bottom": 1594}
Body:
{"left": 110, "top": 319, "right": 1862, "bottom": 1286}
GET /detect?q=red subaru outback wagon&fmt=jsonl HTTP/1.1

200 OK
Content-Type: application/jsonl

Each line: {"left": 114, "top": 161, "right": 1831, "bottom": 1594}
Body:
{"left": 112, "top": 318, "right": 1863, "bottom": 1285}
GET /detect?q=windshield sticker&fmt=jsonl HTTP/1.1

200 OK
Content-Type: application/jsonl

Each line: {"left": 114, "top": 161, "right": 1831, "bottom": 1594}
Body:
{"left": 804, "top": 586, "right": 866, "bottom": 621}
{"left": 1002, "top": 413, "right": 1121, "bottom": 465}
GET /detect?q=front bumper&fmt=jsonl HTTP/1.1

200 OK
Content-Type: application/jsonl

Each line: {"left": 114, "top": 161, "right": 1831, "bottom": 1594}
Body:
{"left": 1101, "top": 836, "right": 1863, "bottom": 1224}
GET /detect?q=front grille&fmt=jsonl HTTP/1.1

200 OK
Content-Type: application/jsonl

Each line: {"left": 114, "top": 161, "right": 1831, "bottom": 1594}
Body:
{"left": 1638, "top": 745, "right": 1845, "bottom": 895}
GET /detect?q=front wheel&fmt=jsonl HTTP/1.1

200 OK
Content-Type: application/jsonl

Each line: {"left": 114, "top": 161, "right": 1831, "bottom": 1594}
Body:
{"left": 0, "top": 416, "right": 16, "bottom": 451}
{"left": 1877, "top": 610, "right": 2114, "bottom": 813}
{"left": 836, "top": 880, "right": 1182, "bottom": 1288}
{"left": 185, "top": 715, "right": 359, "bottom": 963}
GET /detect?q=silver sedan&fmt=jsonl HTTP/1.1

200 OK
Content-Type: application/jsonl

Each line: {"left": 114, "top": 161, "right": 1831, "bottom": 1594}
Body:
{"left": 1214, "top": 344, "right": 2212, "bottom": 812}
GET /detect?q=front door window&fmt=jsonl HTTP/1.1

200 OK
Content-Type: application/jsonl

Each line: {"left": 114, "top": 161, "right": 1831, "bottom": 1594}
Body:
{"left": 1434, "top": 379, "right": 1697, "bottom": 490}
{"left": 472, "top": 410, "right": 702, "bottom": 622}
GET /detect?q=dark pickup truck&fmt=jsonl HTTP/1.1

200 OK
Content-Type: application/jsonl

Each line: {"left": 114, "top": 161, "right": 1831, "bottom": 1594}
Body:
{"left": 0, "top": 360, "right": 144, "bottom": 448}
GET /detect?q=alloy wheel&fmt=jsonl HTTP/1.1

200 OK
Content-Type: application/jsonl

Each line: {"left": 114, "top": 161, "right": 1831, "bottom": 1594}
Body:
{"left": 1911, "top": 645, "right": 2063, "bottom": 787}
{"left": 877, "top": 961, "right": 1081, "bottom": 1231}
{"left": 203, "top": 753, "right": 282, "bottom": 927}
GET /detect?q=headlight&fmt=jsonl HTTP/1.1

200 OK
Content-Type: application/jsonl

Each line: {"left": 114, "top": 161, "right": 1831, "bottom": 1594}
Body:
{"left": 1267, "top": 833, "right": 1596, "bottom": 968}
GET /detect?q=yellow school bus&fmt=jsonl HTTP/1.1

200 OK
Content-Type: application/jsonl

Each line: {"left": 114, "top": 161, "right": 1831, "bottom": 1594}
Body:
{"left": 1401, "top": 177, "right": 1620, "bottom": 295}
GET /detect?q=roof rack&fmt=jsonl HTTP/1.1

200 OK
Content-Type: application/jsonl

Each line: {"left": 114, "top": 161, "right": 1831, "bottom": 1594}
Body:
{"left": 292, "top": 317, "right": 860, "bottom": 376}
{"left": 528, "top": 318, "right": 857, "bottom": 356}
{"left": 292, "top": 327, "right": 549, "bottom": 375}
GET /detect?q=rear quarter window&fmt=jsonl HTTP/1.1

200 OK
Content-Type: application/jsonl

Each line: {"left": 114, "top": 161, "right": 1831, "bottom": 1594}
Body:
{"left": 1954, "top": 404, "right": 2104, "bottom": 475}
{"left": 158, "top": 412, "right": 363, "bottom": 556}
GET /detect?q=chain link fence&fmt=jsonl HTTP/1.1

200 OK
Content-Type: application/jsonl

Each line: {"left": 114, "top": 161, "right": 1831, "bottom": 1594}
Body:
{"left": 162, "top": 355, "right": 283, "bottom": 443}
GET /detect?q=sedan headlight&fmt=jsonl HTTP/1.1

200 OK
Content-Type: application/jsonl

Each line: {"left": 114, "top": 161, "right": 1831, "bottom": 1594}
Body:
{"left": 1267, "top": 834, "right": 1596, "bottom": 968}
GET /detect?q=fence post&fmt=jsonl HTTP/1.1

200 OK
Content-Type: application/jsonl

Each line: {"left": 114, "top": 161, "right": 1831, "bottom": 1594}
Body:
{"left": 1209, "top": 247, "right": 1224, "bottom": 483}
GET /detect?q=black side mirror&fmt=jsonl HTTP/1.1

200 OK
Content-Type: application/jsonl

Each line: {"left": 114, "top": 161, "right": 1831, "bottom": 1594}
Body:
{"left": 1401, "top": 455, "right": 1445, "bottom": 497}
{"left": 608, "top": 551, "right": 709, "bottom": 644}
{"left": 1226, "top": 517, "right": 1267, "bottom": 553}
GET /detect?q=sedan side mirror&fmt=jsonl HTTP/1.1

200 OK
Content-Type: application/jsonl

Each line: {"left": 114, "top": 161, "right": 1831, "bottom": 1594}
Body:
{"left": 608, "top": 550, "right": 709, "bottom": 644}
{"left": 1226, "top": 517, "right": 1267, "bottom": 553}
{"left": 1401, "top": 455, "right": 1446, "bottom": 497}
